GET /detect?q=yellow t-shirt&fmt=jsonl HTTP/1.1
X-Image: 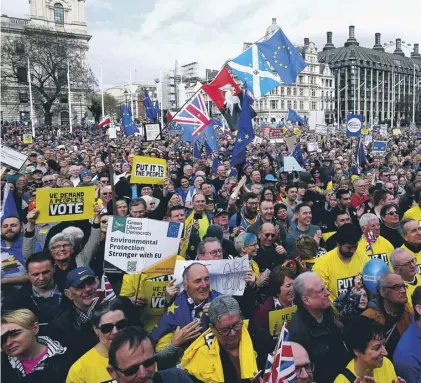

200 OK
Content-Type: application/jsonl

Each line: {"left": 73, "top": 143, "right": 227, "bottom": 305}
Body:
{"left": 405, "top": 274, "right": 421, "bottom": 305}
{"left": 313, "top": 248, "right": 370, "bottom": 304}
{"left": 66, "top": 346, "right": 115, "bottom": 383}
{"left": 403, "top": 204, "right": 421, "bottom": 222}
{"left": 334, "top": 357, "right": 397, "bottom": 383}
{"left": 401, "top": 244, "right": 421, "bottom": 275}
{"left": 356, "top": 236, "right": 394, "bottom": 269}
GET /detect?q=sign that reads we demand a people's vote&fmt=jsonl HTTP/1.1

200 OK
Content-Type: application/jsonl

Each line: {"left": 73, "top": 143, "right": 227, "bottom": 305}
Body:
{"left": 104, "top": 216, "right": 183, "bottom": 274}
{"left": 130, "top": 156, "right": 167, "bottom": 185}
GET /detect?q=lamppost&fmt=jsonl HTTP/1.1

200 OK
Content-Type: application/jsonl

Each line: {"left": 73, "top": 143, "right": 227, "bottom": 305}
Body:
{"left": 78, "top": 94, "right": 82, "bottom": 122}
{"left": 124, "top": 89, "right": 128, "bottom": 106}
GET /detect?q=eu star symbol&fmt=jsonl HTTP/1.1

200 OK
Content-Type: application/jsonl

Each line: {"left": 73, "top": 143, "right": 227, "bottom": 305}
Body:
{"left": 238, "top": 138, "right": 242, "bottom": 143}
{"left": 277, "top": 46, "right": 281, "bottom": 49}
{"left": 245, "top": 134, "right": 249, "bottom": 139}
{"left": 167, "top": 303, "right": 179, "bottom": 314}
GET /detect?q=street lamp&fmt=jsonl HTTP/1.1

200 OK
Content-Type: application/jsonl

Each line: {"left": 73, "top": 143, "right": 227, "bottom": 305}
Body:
{"left": 124, "top": 89, "right": 128, "bottom": 105}
{"left": 78, "top": 94, "right": 82, "bottom": 123}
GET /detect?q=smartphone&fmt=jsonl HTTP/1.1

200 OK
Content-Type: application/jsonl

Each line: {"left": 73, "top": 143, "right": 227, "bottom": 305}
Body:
{"left": 194, "top": 213, "right": 202, "bottom": 220}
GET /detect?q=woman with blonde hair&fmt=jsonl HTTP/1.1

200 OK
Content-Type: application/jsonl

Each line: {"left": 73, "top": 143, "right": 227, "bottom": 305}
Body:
{"left": 1, "top": 309, "right": 70, "bottom": 382}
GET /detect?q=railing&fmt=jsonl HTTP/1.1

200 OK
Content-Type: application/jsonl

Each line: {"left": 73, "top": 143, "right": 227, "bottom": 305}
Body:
{"left": 8, "top": 17, "right": 29, "bottom": 25}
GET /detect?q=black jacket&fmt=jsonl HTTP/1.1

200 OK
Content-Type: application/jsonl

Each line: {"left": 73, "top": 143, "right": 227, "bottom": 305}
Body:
{"left": 289, "top": 306, "right": 349, "bottom": 383}
{"left": 380, "top": 224, "right": 403, "bottom": 248}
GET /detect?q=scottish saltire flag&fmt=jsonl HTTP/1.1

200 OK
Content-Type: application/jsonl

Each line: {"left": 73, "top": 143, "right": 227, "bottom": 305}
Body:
{"left": 256, "top": 28, "right": 307, "bottom": 86}
{"left": 228, "top": 45, "right": 281, "bottom": 99}
{"left": 100, "top": 275, "right": 116, "bottom": 302}
{"left": 287, "top": 108, "right": 306, "bottom": 125}
{"left": 1, "top": 183, "right": 19, "bottom": 222}
{"left": 231, "top": 91, "right": 255, "bottom": 166}
{"left": 356, "top": 137, "right": 367, "bottom": 172}
{"left": 266, "top": 323, "right": 297, "bottom": 383}
{"left": 175, "top": 93, "right": 211, "bottom": 141}
{"left": 121, "top": 104, "right": 138, "bottom": 136}
{"left": 291, "top": 145, "right": 305, "bottom": 167}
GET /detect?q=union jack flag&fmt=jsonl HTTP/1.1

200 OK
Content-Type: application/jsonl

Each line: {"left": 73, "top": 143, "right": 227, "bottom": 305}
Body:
{"left": 366, "top": 230, "right": 376, "bottom": 253}
{"left": 101, "top": 274, "right": 116, "bottom": 301}
{"left": 263, "top": 323, "right": 297, "bottom": 383}
{"left": 173, "top": 92, "right": 210, "bottom": 137}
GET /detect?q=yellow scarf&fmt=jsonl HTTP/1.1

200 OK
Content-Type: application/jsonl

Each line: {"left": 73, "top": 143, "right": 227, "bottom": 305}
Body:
{"left": 181, "top": 322, "right": 258, "bottom": 383}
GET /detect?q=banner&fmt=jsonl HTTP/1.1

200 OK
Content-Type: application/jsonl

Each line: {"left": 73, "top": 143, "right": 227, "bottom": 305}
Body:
{"left": 104, "top": 217, "right": 182, "bottom": 274}
{"left": 307, "top": 142, "right": 319, "bottom": 152}
{"left": 268, "top": 306, "right": 297, "bottom": 337}
{"left": 130, "top": 156, "right": 167, "bottom": 185}
{"left": 173, "top": 256, "right": 250, "bottom": 296}
{"left": 23, "top": 134, "right": 33, "bottom": 144}
{"left": 373, "top": 141, "right": 387, "bottom": 152}
{"left": 364, "top": 135, "right": 373, "bottom": 145}
{"left": 346, "top": 114, "right": 363, "bottom": 137}
{"left": 315, "top": 124, "right": 327, "bottom": 136}
{"left": 144, "top": 123, "right": 162, "bottom": 141}
{"left": 36, "top": 186, "right": 95, "bottom": 224}
{"left": 379, "top": 127, "right": 388, "bottom": 138}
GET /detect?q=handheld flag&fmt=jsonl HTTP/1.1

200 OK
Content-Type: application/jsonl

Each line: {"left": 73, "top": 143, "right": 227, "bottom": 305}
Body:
{"left": 143, "top": 90, "right": 157, "bottom": 122}
{"left": 287, "top": 108, "right": 306, "bottom": 125}
{"left": 1, "top": 183, "right": 19, "bottom": 222}
{"left": 231, "top": 91, "right": 255, "bottom": 166}
{"left": 100, "top": 274, "right": 116, "bottom": 302}
{"left": 228, "top": 45, "right": 281, "bottom": 98}
{"left": 98, "top": 115, "right": 111, "bottom": 129}
{"left": 257, "top": 28, "right": 307, "bottom": 86}
{"left": 121, "top": 104, "right": 138, "bottom": 136}
{"left": 291, "top": 145, "right": 305, "bottom": 167}
{"left": 197, "top": 118, "right": 220, "bottom": 155}
{"left": 365, "top": 230, "right": 376, "bottom": 253}
{"left": 356, "top": 137, "right": 367, "bottom": 172}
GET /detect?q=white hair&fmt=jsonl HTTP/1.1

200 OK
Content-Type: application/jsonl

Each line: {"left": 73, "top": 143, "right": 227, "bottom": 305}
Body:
{"left": 359, "top": 213, "right": 379, "bottom": 228}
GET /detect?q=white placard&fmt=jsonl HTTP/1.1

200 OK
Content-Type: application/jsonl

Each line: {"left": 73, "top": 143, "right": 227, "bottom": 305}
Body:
{"left": 0, "top": 145, "right": 29, "bottom": 170}
{"left": 144, "top": 123, "right": 161, "bottom": 141}
{"left": 315, "top": 124, "right": 327, "bottom": 136}
{"left": 380, "top": 127, "right": 388, "bottom": 137}
{"left": 253, "top": 136, "right": 263, "bottom": 145}
{"left": 173, "top": 256, "right": 250, "bottom": 296}
{"left": 307, "top": 142, "right": 319, "bottom": 152}
{"left": 283, "top": 156, "right": 304, "bottom": 172}
{"left": 104, "top": 216, "right": 183, "bottom": 274}
{"left": 108, "top": 127, "right": 117, "bottom": 139}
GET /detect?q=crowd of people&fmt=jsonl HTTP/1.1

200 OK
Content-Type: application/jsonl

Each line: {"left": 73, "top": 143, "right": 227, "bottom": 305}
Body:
{"left": 1, "top": 122, "right": 421, "bottom": 383}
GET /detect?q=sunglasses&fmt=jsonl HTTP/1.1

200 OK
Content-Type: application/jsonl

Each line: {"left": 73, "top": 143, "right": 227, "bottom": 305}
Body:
{"left": 264, "top": 233, "right": 276, "bottom": 238}
{"left": 102, "top": 192, "right": 112, "bottom": 195}
{"left": 101, "top": 220, "right": 108, "bottom": 224}
{"left": 1, "top": 329, "right": 21, "bottom": 346}
{"left": 385, "top": 211, "right": 399, "bottom": 216}
{"left": 114, "top": 354, "right": 157, "bottom": 376}
{"left": 98, "top": 318, "right": 128, "bottom": 334}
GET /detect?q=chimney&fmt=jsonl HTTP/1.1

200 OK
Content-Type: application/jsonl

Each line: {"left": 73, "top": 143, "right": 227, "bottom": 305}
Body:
{"left": 394, "top": 38, "right": 405, "bottom": 56}
{"left": 344, "top": 25, "right": 359, "bottom": 47}
{"left": 272, "top": 18, "right": 276, "bottom": 24}
{"left": 411, "top": 43, "right": 421, "bottom": 59}
{"left": 323, "top": 31, "right": 336, "bottom": 51}
{"left": 304, "top": 37, "right": 309, "bottom": 46}
{"left": 373, "top": 32, "right": 385, "bottom": 52}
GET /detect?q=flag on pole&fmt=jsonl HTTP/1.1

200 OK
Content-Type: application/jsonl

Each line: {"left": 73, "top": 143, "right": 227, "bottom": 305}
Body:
{"left": 356, "top": 136, "right": 367, "bottom": 172}
{"left": 167, "top": 111, "right": 173, "bottom": 122}
{"left": 143, "top": 90, "right": 157, "bottom": 122}
{"left": 121, "top": 104, "right": 138, "bottom": 136}
{"left": 291, "top": 145, "right": 305, "bottom": 167}
{"left": 100, "top": 274, "right": 116, "bottom": 302}
{"left": 67, "top": 61, "right": 73, "bottom": 133}
{"left": 98, "top": 115, "right": 111, "bottom": 128}
{"left": 256, "top": 28, "right": 307, "bottom": 86}
{"left": 1, "top": 184, "right": 19, "bottom": 222}
{"left": 287, "top": 108, "right": 306, "bottom": 125}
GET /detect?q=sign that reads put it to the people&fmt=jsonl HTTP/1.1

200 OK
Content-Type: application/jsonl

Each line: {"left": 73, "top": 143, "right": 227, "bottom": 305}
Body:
{"left": 130, "top": 156, "right": 167, "bottom": 185}
{"left": 36, "top": 186, "right": 96, "bottom": 223}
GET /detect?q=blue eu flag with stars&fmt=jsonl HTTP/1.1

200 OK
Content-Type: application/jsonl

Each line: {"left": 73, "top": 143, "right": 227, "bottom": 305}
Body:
{"left": 257, "top": 28, "right": 307, "bottom": 85}
{"left": 121, "top": 104, "right": 138, "bottom": 136}
{"left": 166, "top": 222, "right": 180, "bottom": 238}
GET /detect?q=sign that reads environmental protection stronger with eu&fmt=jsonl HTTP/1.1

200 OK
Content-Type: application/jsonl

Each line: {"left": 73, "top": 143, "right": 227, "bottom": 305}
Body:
{"left": 36, "top": 186, "right": 96, "bottom": 224}
{"left": 130, "top": 156, "right": 167, "bottom": 185}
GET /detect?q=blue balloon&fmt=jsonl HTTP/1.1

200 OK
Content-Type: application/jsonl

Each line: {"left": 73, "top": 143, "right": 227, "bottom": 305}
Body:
{"left": 362, "top": 259, "right": 391, "bottom": 294}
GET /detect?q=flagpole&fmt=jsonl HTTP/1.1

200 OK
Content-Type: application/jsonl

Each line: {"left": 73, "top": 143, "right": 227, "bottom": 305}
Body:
{"left": 129, "top": 66, "right": 134, "bottom": 116}
{"left": 160, "top": 70, "right": 164, "bottom": 128}
{"left": 27, "top": 57, "right": 35, "bottom": 137}
{"left": 67, "top": 61, "right": 72, "bottom": 133}
{"left": 100, "top": 63, "right": 105, "bottom": 119}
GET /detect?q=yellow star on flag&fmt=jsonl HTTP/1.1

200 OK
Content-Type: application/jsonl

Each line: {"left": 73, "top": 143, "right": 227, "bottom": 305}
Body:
{"left": 238, "top": 138, "right": 242, "bottom": 143}
{"left": 245, "top": 134, "right": 249, "bottom": 139}
{"left": 167, "top": 303, "right": 179, "bottom": 314}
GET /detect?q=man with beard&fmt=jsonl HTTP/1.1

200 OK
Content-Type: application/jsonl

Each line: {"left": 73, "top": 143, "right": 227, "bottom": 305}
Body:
{"left": 229, "top": 192, "right": 259, "bottom": 233}
{"left": 314, "top": 224, "right": 368, "bottom": 304}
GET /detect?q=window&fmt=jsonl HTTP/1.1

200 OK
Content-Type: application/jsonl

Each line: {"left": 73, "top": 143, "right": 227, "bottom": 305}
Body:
{"left": 270, "top": 100, "right": 278, "bottom": 109}
{"left": 60, "top": 95, "right": 69, "bottom": 104}
{"left": 19, "top": 92, "right": 29, "bottom": 103}
{"left": 20, "top": 111, "right": 30, "bottom": 122}
{"left": 16, "top": 67, "right": 27, "bottom": 83}
{"left": 312, "top": 89, "right": 316, "bottom": 97}
{"left": 57, "top": 45, "right": 65, "bottom": 56}
{"left": 299, "top": 88, "right": 304, "bottom": 96}
{"left": 280, "top": 100, "right": 285, "bottom": 109}
{"left": 15, "top": 43, "right": 25, "bottom": 54}
{"left": 311, "top": 101, "right": 317, "bottom": 110}
{"left": 287, "top": 100, "right": 292, "bottom": 108}
{"left": 280, "top": 87, "right": 285, "bottom": 95}
{"left": 54, "top": 3, "right": 64, "bottom": 24}
{"left": 287, "top": 87, "right": 291, "bottom": 96}
{"left": 299, "top": 101, "right": 304, "bottom": 110}
{"left": 57, "top": 68, "right": 67, "bottom": 85}
{"left": 60, "top": 111, "right": 69, "bottom": 125}
{"left": 293, "top": 101, "right": 297, "bottom": 109}
{"left": 293, "top": 88, "right": 297, "bottom": 96}
{"left": 299, "top": 76, "right": 303, "bottom": 84}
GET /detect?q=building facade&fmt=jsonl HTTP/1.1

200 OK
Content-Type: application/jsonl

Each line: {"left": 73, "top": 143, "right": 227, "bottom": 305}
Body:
{"left": 318, "top": 26, "right": 421, "bottom": 126}
{"left": 1, "top": 0, "right": 91, "bottom": 125}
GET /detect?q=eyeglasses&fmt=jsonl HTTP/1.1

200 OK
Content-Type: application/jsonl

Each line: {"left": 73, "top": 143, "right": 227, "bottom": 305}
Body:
{"left": 215, "top": 320, "right": 243, "bottom": 336}
{"left": 384, "top": 284, "right": 407, "bottom": 291}
{"left": 114, "top": 354, "right": 157, "bottom": 377}
{"left": 394, "top": 258, "right": 416, "bottom": 268}
{"left": 51, "top": 244, "right": 72, "bottom": 251}
{"left": 264, "top": 233, "right": 276, "bottom": 238}
{"left": 43, "top": 179, "right": 54, "bottom": 183}
{"left": 385, "top": 211, "right": 399, "bottom": 216}
{"left": 205, "top": 249, "right": 222, "bottom": 257}
{"left": 102, "top": 192, "right": 112, "bottom": 195}
{"left": 99, "top": 318, "right": 128, "bottom": 334}
{"left": 101, "top": 220, "right": 108, "bottom": 224}
{"left": 295, "top": 363, "right": 314, "bottom": 376}
{"left": 247, "top": 202, "right": 259, "bottom": 206}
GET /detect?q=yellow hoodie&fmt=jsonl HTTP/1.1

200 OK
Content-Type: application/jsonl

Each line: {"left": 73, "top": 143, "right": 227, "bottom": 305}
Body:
{"left": 181, "top": 322, "right": 258, "bottom": 383}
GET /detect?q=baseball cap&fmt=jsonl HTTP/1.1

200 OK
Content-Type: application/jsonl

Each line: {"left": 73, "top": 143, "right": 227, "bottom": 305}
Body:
{"left": 214, "top": 208, "right": 229, "bottom": 217}
{"left": 66, "top": 267, "right": 96, "bottom": 289}
{"left": 264, "top": 174, "right": 278, "bottom": 182}
{"left": 80, "top": 170, "right": 92, "bottom": 178}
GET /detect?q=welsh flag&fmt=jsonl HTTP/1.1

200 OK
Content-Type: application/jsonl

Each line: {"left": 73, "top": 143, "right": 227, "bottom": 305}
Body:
{"left": 98, "top": 115, "right": 111, "bottom": 128}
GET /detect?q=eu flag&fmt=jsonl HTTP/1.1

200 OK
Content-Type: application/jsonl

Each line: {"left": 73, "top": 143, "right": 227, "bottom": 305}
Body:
{"left": 231, "top": 91, "right": 255, "bottom": 166}
{"left": 197, "top": 118, "right": 220, "bottom": 155}
{"left": 287, "top": 108, "right": 306, "bottom": 125}
{"left": 356, "top": 137, "right": 367, "bottom": 172}
{"left": 121, "top": 104, "right": 138, "bottom": 136}
{"left": 291, "top": 145, "right": 305, "bottom": 167}
{"left": 1, "top": 183, "right": 19, "bottom": 222}
{"left": 166, "top": 222, "right": 181, "bottom": 238}
{"left": 143, "top": 90, "right": 156, "bottom": 122}
{"left": 193, "top": 139, "right": 203, "bottom": 160}
{"left": 256, "top": 28, "right": 307, "bottom": 85}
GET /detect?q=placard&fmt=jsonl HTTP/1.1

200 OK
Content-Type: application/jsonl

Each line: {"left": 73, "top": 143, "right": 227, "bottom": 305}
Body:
{"left": 36, "top": 186, "right": 96, "bottom": 224}
{"left": 269, "top": 128, "right": 283, "bottom": 139}
{"left": 104, "top": 217, "right": 182, "bottom": 274}
{"left": 0, "top": 145, "right": 28, "bottom": 171}
{"left": 144, "top": 123, "right": 162, "bottom": 141}
{"left": 307, "top": 142, "right": 319, "bottom": 152}
{"left": 143, "top": 280, "right": 168, "bottom": 316}
{"left": 315, "top": 125, "right": 327, "bottom": 136}
{"left": 293, "top": 128, "right": 302, "bottom": 136}
{"left": 173, "top": 256, "right": 250, "bottom": 296}
{"left": 392, "top": 128, "right": 402, "bottom": 136}
{"left": 283, "top": 156, "right": 303, "bottom": 172}
{"left": 23, "top": 134, "right": 33, "bottom": 144}
{"left": 268, "top": 306, "right": 297, "bottom": 336}
{"left": 373, "top": 141, "right": 388, "bottom": 152}
{"left": 346, "top": 114, "right": 363, "bottom": 137}
{"left": 379, "top": 127, "right": 388, "bottom": 137}
{"left": 361, "top": 128, "right": 369, "bottom": 135}
{"left": 130, "top": 156, "right": 167, "bottom": 185}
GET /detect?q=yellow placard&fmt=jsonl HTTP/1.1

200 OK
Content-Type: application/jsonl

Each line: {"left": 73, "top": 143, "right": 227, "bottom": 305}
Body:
{"left": 142, "top": 255, "right": 178, "bottom": 277}
{"left": 36, "top": 186, "right": 96, "bottom": 224}
{"left": 392, "top": 128, "right": 402, "bottom": 136}
{"left": 130, "top": 156, "right": 167, "bottom": 185}
{"left": 293, "top": 128, "right": 302, "bottom": 136}
{"left": 23, "top": 134, "right": 33, "bottom": 144}
{"left": 268, "top": 306, "right": 297, "bottom": 337}
{"left": 361, "top": 128, "right": 369, "bottom": 135}
{"left": 143, "top": 280, "right": 168, "bottom": 317}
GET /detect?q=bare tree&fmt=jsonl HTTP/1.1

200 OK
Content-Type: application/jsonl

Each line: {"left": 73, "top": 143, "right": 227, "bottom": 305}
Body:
{"left": 89, "top": 92, "right": 119, "bottom": 122}
{"left": 1, "top": 26, "right": 97, "bottom": 125}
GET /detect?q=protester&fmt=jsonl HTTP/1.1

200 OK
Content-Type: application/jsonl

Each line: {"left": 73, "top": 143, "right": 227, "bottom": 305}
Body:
{"left": 380, "top": 204, "right": 403, "bottom": 248}
{"left": 399, "top": 218, "right": 421, "bottom": 273}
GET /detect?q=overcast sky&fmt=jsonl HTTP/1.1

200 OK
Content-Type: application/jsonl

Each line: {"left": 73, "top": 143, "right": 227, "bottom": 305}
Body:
{"left": 2, "top": 0, "right": 421, "bottom": 88}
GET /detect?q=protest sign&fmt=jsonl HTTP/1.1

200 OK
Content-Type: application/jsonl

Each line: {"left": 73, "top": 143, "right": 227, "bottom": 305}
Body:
{"left": 307, "top": 142, "right": 319, "bottom": 152}
{"left": 143, "top": 280, "right": 169, "bottom": 316}
{"left": 346, "top": 114, "right": 363, "bottom": 137}
{"left": 36, "top": 186, "right": 96, "bottom": 224}
{"left": 373, "top": 141, "right": 388, "bottom": 152}
{"left": 268, "top": 306, "right": 297, "bottom": 336}
{"left": 0, "top": 145, "right": 28, "bottom": 171}
{"left": 361, "top": 128, "right": 369, "bottom": 135}
{"left": 284, "top": 156, "right": 303, "bottom": 172}
{"left": 284, "top": 136, "right": 296, "bottom": 152}
{"left": 269, "top": 128, "right": 283, "bottom": 139}
{"left": 23, "top": 134, "right": 33, "bottom": 144}
{"left": 173, "top": 256, "right": 249, "bottom": 296}
{"left": 364, "top": 135, "right": 373, "bottom": 145}
{"left": 130, "top": 156, "right": 167, "bottom": 185}
{"left": 379, "top": 127, "right": 388, "bottom": 137}
{"left": 144, "top": 123, "right": 162, "bottom": 141}
{"left": 392, "top": 128, "right": 402, "bottom": 136}
{"left": 293, "top": 127, "right": 302, "bottom": 136}
{"left": 104, "top": 217, "right": 182, "bottom": 274}
{"left": 315, "top": 125, "right": 327, "bottom": 136}
{"left": 253, "top": 136, "right": 263, "bottom": 145}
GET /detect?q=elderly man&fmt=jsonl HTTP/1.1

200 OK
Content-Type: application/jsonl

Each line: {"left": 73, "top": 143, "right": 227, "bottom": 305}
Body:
{"left": 350, "top": 177, "right": 369, "bottom": 208}
{"left": 69, "top": 165, "right": 81, "bottom": 186}
{"left": 362, "top": 273, "right": 414, "bottom": 358}
{"left": 255, "top": 223, "right": 286, "bottom": 272}
{"left": 394, "top": 286, "right": 421, "bottom": 383}
{"left": 129, "top": 198, "right": 147, "bottom": 218}
{"left": 151, "top": 263, "right": 221, "bottom": 352}
{"left": 291, "top": 342, "right": 314, "bottom": 383}
{"left": 356, "top": 213, "right": 394, "bottom": 266}
{"left": 391, "top": 248, "right": 421, "bottom": 306}
{"left": 196, "top": 237, "right": 223, "bottom": 260}
{"left": 400, "top": 218, "right": 421, "bottom": 275}
{"left": 182, "top": 295, "right": 260, "bottom": 382}
{"left": 289, "top": 272, "right": 348, "bottom": 383}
